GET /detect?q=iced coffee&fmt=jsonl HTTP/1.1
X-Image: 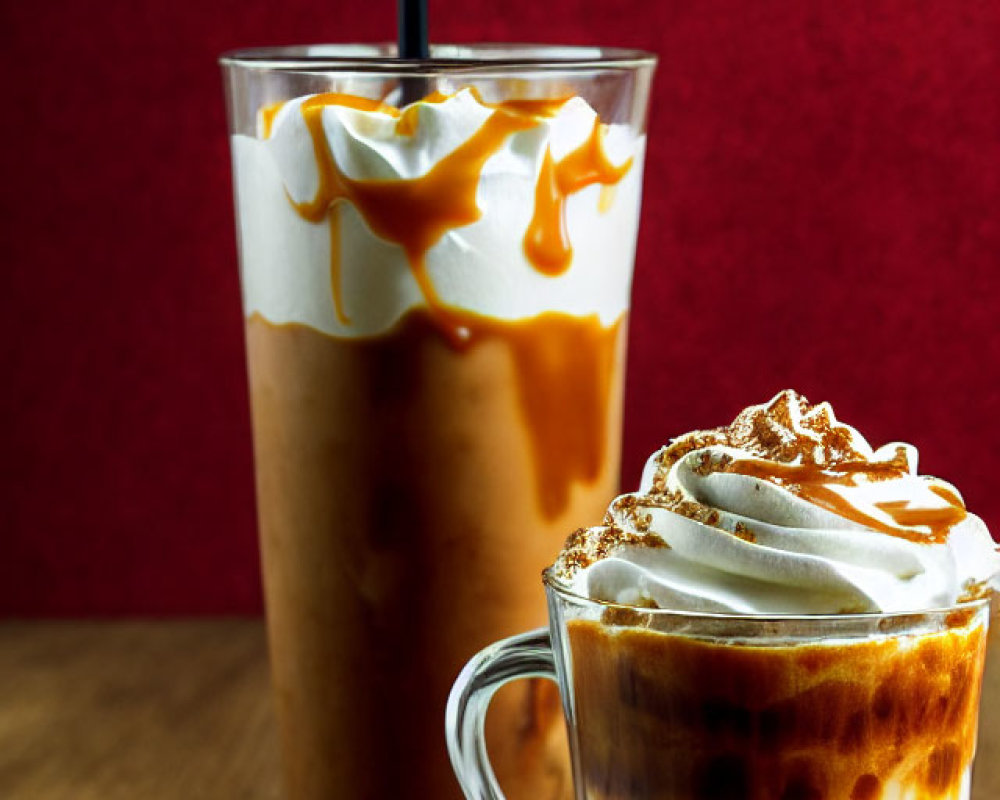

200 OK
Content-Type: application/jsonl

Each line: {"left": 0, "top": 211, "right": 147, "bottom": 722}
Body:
{"left": 550, "top": 390, "right": 999, "bottom": 799}
{"left": 223, "top": 47, "right": 654, "bottom": 800}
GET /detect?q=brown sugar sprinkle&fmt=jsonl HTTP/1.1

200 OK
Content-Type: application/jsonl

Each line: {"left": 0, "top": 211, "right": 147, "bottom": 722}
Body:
{"left": 556, "top": 527, "right": 600, "bottom": 575}
{"left": 651, "top": 429, "right": 728, "bottom": 487}
{"left": 610, "top": 494, "right": 668, "bottom": 532}
{"left": 659, "top": 492, "right": 759, "bottom": 543}
{"left": 691, "top": 450, "right": 732, "bottom": 477}
{"left": 651, "top": 390, "right": 914, "bottom": 493}
{"left": 609, "top": 490, "right": 762, "bottom": 549}
{"left": 634, "top": 512, "right": 653, "bottom": 533}
{"left": 557, "top": 390, "right": 970, "bottom": 576}
{"left": 650, "top": 391, "right": 969, "bottom": 543}
{"left": 672, "top": 497, "right": 720, "bottom": 527}
{"left": 553, "top": 525, "right": 668, "bottom": 579}
{"left": 945, "top": 605, "right": 978, "bottom": 629}
{"left": 957, "top": 579, "right": 994, "bottom": 604}
{"left": 732, "top": 522, "right": 757, "bottom": 543}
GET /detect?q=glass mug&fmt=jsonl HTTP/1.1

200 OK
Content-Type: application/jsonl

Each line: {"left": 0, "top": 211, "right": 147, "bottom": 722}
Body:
{"left": 448, "top": 572, "right": 990, "bottom": 800}
{"left": 222, "top": 45, "right": 655, "bottom": 800}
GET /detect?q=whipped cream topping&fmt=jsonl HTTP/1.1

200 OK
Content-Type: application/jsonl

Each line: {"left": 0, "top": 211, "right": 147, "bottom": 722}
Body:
{"left": 230, "top": 89, "right": 644, "bottom": 338}
{"left": 553, "top": 390, "right": 999, "bottom": 614}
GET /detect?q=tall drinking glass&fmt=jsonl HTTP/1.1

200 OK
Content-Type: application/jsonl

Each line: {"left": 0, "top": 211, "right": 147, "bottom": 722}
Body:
{"left": 449, "top": 574, "right": 991, "bottom": 800}
{"left": 221, "top": 45, "right": 655, "bottom": 800}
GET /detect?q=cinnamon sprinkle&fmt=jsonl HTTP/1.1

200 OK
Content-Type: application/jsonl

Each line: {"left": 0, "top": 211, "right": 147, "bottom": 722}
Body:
{"left": 553, "top": 525, "right": 668, "bottom": 579}
{"left": 554, "top": 390, "right": 974, "bottom": 579}
{"left": 732, "top": 522, "right": 757, "bottom": 543}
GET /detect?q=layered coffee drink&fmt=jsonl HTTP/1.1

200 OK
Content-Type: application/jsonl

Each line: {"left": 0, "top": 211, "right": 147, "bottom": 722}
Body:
{"left": 567, "top": 614, "right": 985, "bottom": 800}
{"left": 550, "top": 390, "right": 998, "bottom": 800}
{"left": 228, "top": 77, "right": 648, "bottom": 799}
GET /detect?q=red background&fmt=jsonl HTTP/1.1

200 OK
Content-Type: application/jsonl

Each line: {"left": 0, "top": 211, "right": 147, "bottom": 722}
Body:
{"left": 2, "top": 1, "right": 997, "bottom": 615}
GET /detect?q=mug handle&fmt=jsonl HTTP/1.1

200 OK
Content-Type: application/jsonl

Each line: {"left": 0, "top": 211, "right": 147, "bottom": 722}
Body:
{"left": 445, "top": 628, "right": 558, "bottom": 799}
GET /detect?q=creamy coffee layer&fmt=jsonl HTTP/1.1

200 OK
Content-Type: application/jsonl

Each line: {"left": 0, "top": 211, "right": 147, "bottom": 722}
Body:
{"left": 569, "top": 612, "right": 986, "bottom": 800}
{"left": 247, "top": 312, "right": 625, "bottom": 799}
{"left": 231, "top": 89, "right": 644, "bottom": 339}
{"left": 553, "top": 390, "right": 999, "bottom": 614}
{"left": 550, "top": 392, "right": 994, "bottom": 799}
{"left": 237, "top": 84, "right": 645, "bottom": 800}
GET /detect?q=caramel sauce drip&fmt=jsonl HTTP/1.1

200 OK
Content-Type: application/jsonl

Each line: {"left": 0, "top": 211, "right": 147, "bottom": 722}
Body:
{"left": 485, "top": 94, "right": 573, "bottom": 118}
{"left": 524, "top": 151, "right": 568, "bottom": 274}
{"left": 250, "top": 309, "right": 622, "bottom": 520}
{"left": 727, "top": 459, "right": 967, "bottom": 544}
{"left": 420, "top": 90, "right": 451, "bottom": 103}
{"left": 524, "top": 118, "right": 634, "bottom": 274}
{"left": 394, "top": 106, "right": 420, "bottom": 136}
{"left": 265, "top": 90, "right": 631, "bottom": 336}
{"left": 467, "top": 311, "right": 623, "bottom": 519}
{"left": 308, "top": 92, "right": 400, "bottom": 117}
{"left": 728, "top": 459, "right": 907, "bottom": 486}
{"left": 393, "top": 91, "right": 451, "bottom": 135}
{"left": 930, "top": 484, "right": 966, "bottom": 509}
{"left": 568, "top": 615, "right": 986, "bottom": 800}
{"left": 327, "top": 209, "right": 348, "bottom": 324}
{"left": 459, "top": 86, "right": 573, "bottom": 119}
{"left": 873, "top": 500, "right": 967, "bottom": 540}
{"left": 290, "top": 93, "right": 538, "bottom": 342}
{"left": 260, "top": 102, "right": 284, "bottom": 140}
{"left": 261, "top": 92, "right": 629, "bottom": 515}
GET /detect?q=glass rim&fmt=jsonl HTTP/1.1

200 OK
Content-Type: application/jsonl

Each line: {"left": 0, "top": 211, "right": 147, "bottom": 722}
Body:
{"left": 542, "top": 568, "right": 992, "bottom": 623}
{"left": 219, "top": 43, "right": 658, "bottom": 73}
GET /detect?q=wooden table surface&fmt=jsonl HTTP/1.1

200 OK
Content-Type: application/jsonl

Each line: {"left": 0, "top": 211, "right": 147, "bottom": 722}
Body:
{"left": 1, "top": 620, "right": 999, "bottom": 800}
{"left": 0, "top": 620, "right": 281, "bottom": 800}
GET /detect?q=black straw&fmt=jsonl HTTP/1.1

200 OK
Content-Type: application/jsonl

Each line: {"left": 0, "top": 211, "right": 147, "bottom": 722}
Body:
{"left": 397, "top": 0, "right": 429, "bottom": 105}
{"left": 397, "top": 0, "right": 429, "bottom": 60}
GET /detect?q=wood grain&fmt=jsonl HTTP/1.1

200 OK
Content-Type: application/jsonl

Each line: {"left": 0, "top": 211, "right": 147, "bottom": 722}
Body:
{"left": 0, "top": 620, "right": 281, "bottom": 800}
{"left": 974, "top": 619, "right": 1000, "bottom": 800}
{"left": 0, "top": 619, "right": 998, "bottom": 799}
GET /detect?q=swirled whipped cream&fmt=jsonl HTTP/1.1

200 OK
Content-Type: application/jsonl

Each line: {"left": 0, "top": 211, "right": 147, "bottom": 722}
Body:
{"left": 230, "top": 88, "right": 644, "bottom": 338}
{"left": 552, "top": 390, "right": 999, "bottom": 613}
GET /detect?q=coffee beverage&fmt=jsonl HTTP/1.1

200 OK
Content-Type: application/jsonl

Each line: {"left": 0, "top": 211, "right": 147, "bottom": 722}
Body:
{"left": 547, "top": 390, "right": 998, "bottom": 800}
{"left": 224, "top": 55, "right": 654, "bottom": 799}
{"left": 246, "top": 309, "right": 625, "bottom": 798}
{"left": 568, "top": 611, "right": 986, "bottom": 799}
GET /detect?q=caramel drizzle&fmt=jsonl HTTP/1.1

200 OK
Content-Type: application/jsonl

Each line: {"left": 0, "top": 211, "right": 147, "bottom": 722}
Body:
{"left": 727, "top": 459, "right": 908, "bottom": 486}
{"left": 468, "top": 311, "right": 623, "bottom": 519}
{"left": 262, "top": 91, "right": 630, "bottom": 516}
{"left": 265, "top": 91, "right": 632, "bottom": 340}
{"left": 259, "top": 102, "right": 284, "bottom": 140}
{"left": 872, "top": 500, "right": 966, "bottom": 539}
{"left": 327, "top": 209, "right": 348, "bottom": 324}
{"left": 726, "top": 459, "right": 967, "bottom": 544}
{"left": 290, "top": 93, "right": 538, "bottom": 342}
{"left": 394, "top": 90, "right": 448, "bottom": 136}
{"left": 524, "top": 118, "right": 634, "bottom": 275}
{"left": 930, "top": 484, "right": 966, "bottom": 509}
{"left": 250, "top": 309, "right": 622, "bottom": 521}
{"left": 484, "top": 94, "right": 574, "bottom": 118}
